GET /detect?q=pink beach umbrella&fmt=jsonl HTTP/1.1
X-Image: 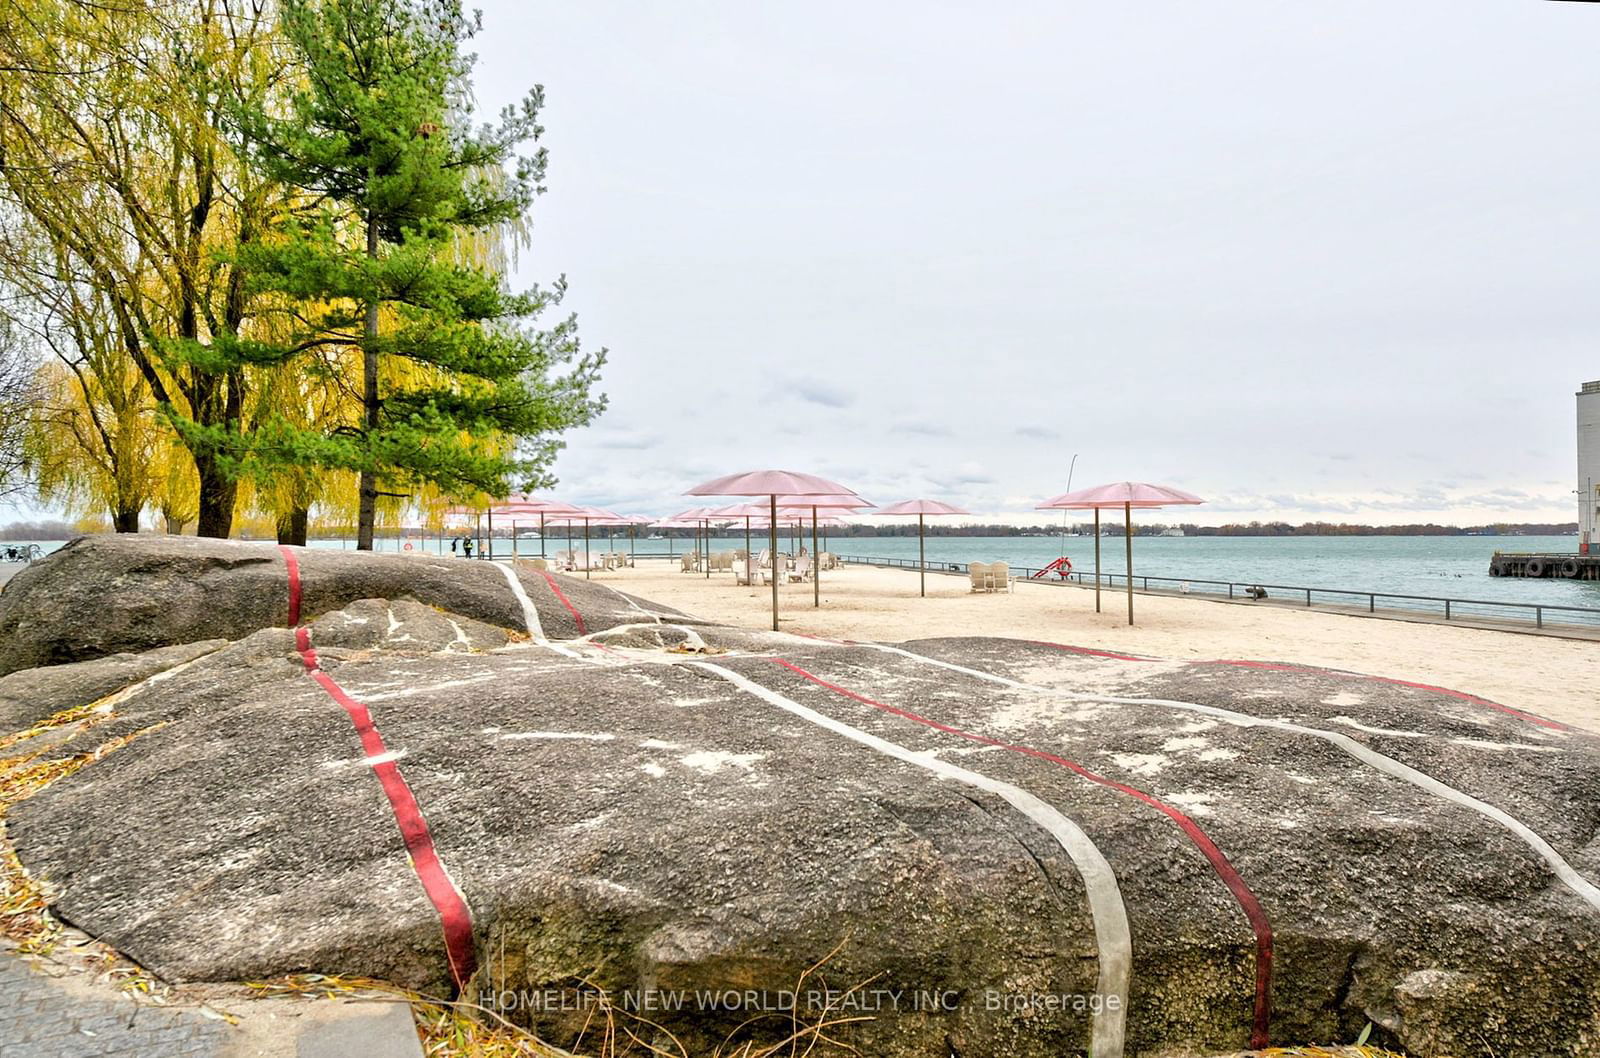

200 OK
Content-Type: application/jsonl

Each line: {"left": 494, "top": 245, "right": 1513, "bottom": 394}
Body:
{"left": 874, "top": 499, "right": 973, "bottom": 597}
{"left": 704, "top": 501, "right": 773, "bottom": 580}
{"left": 650, "top": 514, "right": 706, "bottom": 559}
{"left": 687, "top": 470, "right": 859, "bottom": 630}
{"left": 774, "top": 494, "right": 873, "bottom": 608}
{"left": 618, "top": 514, "right": 654, "bottom": 562}
{"left": 490, "top": 496, "right": 581, "bottom": 560}
{"left": 543, "top": 505, "right": 626, "bottom": 579}
{"left": 1036, "top": 482, "right": 1204, "bottom": 625}
{"left": 667, "top": 505, "right": 728, "bottom": 579}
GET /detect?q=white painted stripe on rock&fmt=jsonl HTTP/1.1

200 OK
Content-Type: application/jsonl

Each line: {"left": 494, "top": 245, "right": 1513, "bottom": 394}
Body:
{"left": 693, "top": 661, "right": 1130, "bottom": 1058}
{"left": 492, "top": 561, "right": 584, "bottom": 659}
{"left": 862, "top": 644, "right": 1600, "bottom": 915}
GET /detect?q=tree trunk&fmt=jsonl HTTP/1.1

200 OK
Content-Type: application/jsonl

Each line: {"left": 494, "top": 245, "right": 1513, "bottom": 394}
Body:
{"left": 164, "top": 515, "right": 187, "bottom": 535}
{"left": 112, "top": 506, "right": 140, "bottom": 533}
{"left": 276, "top": 506, "right": 309, "bottom": 546}
{"left": 356, "top": 213, "right": 380, "bottom": 551}
{"left": 194, "top": 452, "right": 237, "bottom": 538}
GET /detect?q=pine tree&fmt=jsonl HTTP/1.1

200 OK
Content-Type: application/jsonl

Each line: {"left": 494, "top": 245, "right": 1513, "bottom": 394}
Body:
{"left": 215, "top": 0, "right": 605, "bottom": 548}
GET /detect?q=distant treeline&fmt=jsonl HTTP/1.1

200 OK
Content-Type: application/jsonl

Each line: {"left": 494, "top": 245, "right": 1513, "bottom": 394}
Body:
{"left": 0, "top": 519, "right": 77, "bottom": 541}
{"left": 1161, "top": 521, "right": 1578, "bottom": 538}
{"left": 788, "top": 520, "right": 1581, "bottom": 538}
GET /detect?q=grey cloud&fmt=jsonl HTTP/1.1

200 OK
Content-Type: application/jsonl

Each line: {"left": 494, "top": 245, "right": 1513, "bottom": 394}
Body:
{"left": 468, "top": 1, "right": 1593, "bottom": 528}
{"left": 788, "top": 381, "right": 854, "bottom": 409}
{"left": 891, "top": 421, "right": 954, "bottom": 438}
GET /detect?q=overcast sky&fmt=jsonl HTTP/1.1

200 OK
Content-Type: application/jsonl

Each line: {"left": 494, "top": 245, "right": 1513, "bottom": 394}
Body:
{"left": 464, "top": 1, "right": 1599, "bottom": 526}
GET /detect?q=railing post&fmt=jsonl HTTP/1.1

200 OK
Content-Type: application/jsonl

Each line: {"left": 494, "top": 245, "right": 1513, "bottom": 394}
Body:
{"left": 1537, "top": 606, "right": 1543, "bottom": 629}
{"left": 1305, "top": 589, "right": 1311, "bottom": 607}
{"left": 1369, "top": 594, "right": 1375, "bottom": 613}
{"left": 1228, "top": 583, "right": 1234, "bottom": 598}
{"left": 1444, "top": 600, "right": 1451, "bottom": 620}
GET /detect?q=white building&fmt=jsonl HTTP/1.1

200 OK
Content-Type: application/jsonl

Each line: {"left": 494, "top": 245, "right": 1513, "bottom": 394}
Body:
{"left": 1580, "top": 380, "right": 1600, "bottom": 555}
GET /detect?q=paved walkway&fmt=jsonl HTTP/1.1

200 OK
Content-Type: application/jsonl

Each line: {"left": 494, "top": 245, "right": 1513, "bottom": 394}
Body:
{"left": 0, "top": 951, "right": 229, "bottom": 1057}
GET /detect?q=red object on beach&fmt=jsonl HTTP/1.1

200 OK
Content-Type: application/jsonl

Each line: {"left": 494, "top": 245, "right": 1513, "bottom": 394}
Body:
{"left": 1036, "top": 481, "right": 1205, "bottom": 625}
{"left": 1033, "top": 555, "right": 1074, "bottom": 579}
{"left": 874, "top": 498, "right": 973, "bottom": 598}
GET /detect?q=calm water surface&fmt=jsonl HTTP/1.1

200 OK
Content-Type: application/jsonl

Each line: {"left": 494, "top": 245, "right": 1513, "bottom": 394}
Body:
{"left": 10, "top": 533, "right": 1595, "bottom": 611}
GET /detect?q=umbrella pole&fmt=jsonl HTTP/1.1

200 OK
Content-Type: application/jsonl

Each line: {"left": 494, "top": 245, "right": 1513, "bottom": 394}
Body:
{"left": 919, "top": 512, "right": 926, "bottom": 598}
{"left": 812, "top": 508, "right": 819, "bottom": 608}
{"left": 705, "top": 520, "right": 711, "bottom": 580}
{"left": 1124, "top": 500, "right": 1134, "bottom": 625}
{"left": 475, "top": 513, "right": 482, "bottom": 560}
{"left": 585, "top": 519, "right": 591, "bottom": 579}
{"left": 487, "top": 508, "right": 493, "bottom": 561}
{"left": 744, "top": 517, "right": 751, "bottom": 587}
{"left": 511, "top": 520, "right": 517, "bottom": 561}
{"left": 540, "top": 513, "right": 546, "bottom": 559}
{"left": 566, "top": 520, "right": 573, "bottom": 567}
{"left": 1094, "top": 509, "right": 1101, "bottom": 612}
{"left": 769, "top": 496, "right": 779, "bottom": 631}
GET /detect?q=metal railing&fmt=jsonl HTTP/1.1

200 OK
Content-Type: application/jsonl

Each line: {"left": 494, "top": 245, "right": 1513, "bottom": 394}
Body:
{"left": 836, "top": 555, "right": 1600, "bottom": 633}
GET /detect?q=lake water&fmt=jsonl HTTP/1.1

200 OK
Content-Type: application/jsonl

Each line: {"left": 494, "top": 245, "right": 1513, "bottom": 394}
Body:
{"left": 9, "top": 533, "right": 1597, "bottom": 613}
{"left": 319, "top": 531, "right": 1597, "bottom": 610}
{"left": 806, "top": 534, "right": 1600, "bottom": 610}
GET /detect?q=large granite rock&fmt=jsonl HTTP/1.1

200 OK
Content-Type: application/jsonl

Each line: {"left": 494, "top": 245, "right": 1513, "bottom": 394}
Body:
{"left": 0, "top": 534, "right": 687, "bottom": 675}
{"left": 2, "top": 536, "right": 1598, "bottom": 1058}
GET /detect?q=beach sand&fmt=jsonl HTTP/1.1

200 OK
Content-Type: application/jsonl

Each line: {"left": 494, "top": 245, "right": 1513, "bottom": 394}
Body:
{"left": 589, "top": 561, "right": 1600, "bottom": 735}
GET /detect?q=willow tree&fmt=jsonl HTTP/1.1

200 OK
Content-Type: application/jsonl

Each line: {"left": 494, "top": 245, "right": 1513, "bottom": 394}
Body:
{"left": 224, "top": 0, "right": 605, "bottom": 550}
{"left": 0, "top": 221, "right": 160, "bottom": 529}
{"left": 0, "top": 0, "right": 290, "bottom": 537}
{"left": 0, "top": 316, "right": 37, "bottom": 501}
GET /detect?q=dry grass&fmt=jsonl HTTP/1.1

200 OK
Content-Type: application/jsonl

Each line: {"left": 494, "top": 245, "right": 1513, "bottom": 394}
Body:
{"left": 1, "top": 720, "right": 167, "bottom": 955}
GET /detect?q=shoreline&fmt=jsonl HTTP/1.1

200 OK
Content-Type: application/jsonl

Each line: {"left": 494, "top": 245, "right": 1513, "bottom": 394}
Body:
{"left": 582, "top": 561, "right": 1600, "bottom": 736}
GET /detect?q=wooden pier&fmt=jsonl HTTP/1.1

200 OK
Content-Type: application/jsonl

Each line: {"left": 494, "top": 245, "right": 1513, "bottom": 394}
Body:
{"left": 1489, "top": 551, "right": 1600, "bottom": 580}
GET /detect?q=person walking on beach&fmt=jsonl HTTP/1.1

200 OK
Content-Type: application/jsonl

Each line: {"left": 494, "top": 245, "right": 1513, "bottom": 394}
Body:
{"left": 450, "top": 537, "right": 459, "bottom": 555}
{"left": 462, "top": 537, "right": 474, "bottom": 559}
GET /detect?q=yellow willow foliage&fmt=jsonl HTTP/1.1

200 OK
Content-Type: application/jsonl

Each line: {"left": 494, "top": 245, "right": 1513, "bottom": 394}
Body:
{"left": 4, "top": 0, "right": 534, "bottom": 534}
{"left": 23, "top": 358, "right": 160, "bottom": 529}
{"left": 0, "top": 0, "right": 291, "bottom": 533}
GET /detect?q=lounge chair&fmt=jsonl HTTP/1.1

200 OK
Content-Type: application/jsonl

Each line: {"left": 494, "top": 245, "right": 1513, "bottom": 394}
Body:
{"left": 969, "top": 562, "right": 988, "bottom": 592}
{"left": 793, "top": 555, "right": 812, "bottom": 581}
{"left": 988, "top": 561, "right": 1014, "bottom": 593}
{"left": 680, "top": 553, "right": 696, "bottom": 573}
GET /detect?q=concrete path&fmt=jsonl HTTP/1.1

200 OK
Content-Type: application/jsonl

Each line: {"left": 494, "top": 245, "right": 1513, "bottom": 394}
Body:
{"left": 0, "top": 952, "right": 228, "bottom": 1057}
{"left": 0, "top": 948, "right": 423, "bottom": 1058}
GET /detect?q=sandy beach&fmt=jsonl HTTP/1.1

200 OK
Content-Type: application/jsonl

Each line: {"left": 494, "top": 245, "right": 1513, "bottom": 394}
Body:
{"left": 588, "top": 560, "right": 1600, "bottom": 735}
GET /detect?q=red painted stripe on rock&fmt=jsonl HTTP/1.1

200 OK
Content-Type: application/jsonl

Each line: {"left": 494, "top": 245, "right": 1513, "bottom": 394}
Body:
{"left": 769, "top": 657, "right": 1273, "bottom": 1049}
{"left": 537, "top": 570, "right": 587, "bottom": 635}
{"left": 278, "top": 546, "right": 477, "bottom": 989}
{"left": 281, "top": 546, "right": 303, "bottom": 627}
{"left": 1027, "top": 640, "right": 1153, "bottom": 662}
